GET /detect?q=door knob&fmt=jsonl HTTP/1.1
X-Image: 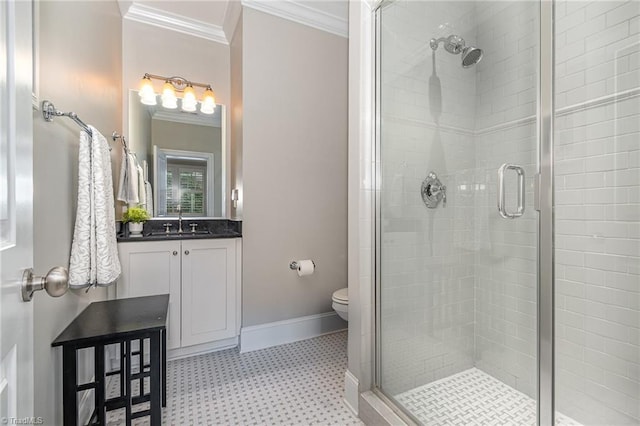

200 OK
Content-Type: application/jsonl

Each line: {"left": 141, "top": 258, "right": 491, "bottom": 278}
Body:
{"left": 21, "top": 266, "right": 69, "bottom": 302}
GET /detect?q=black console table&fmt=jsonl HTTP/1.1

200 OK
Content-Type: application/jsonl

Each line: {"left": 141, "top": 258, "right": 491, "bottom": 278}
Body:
{"left": 52, "top": 295, "right": 169, "bottom": 425}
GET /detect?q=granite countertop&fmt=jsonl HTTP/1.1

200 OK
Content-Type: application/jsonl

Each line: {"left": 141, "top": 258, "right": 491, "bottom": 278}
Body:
{"left": 117, "top": 219, "right": 242, "bottom": 242}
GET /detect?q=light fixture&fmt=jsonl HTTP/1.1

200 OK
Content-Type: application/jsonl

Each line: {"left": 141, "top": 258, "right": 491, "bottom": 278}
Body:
{"left": 138, "top": 73, "right": 216, "bottom": 113}
{"left": 138, "top": 75, "right": 157, "bottom": 105}
{"left": 182, "top": 85, "right": 197, "bottom": 112}
{"left": 200, "top": 86, "right": 216, "bottom": 115}
{"left": 161, "top": 81, "right": 178, "bottom": 109}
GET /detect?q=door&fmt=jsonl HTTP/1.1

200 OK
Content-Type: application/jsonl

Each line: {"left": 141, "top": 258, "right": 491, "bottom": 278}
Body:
{"left": 0, "top": 0, "right": 34, "bottom": 419}
{"left": 181, "top": 239, "right": 236, "bottom": 347}
{"left": 117, "top": 241, "right": 182, "bottom": 350}
{"left": 375, "top": 1, "right": 542, "bottom": 424}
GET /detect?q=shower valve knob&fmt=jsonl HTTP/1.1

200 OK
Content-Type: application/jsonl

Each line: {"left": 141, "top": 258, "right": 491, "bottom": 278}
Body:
{"left": 421, "top": 172, "right": 446, "bottom": 209}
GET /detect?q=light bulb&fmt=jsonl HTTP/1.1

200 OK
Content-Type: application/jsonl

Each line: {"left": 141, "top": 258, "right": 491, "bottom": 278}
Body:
{"left": 139, "top": 76, "right": 157, "bottom": 106}
{"left": 200, "top": 87, "right": 216, "bottom": 114}
{"left": 182, "top": 85, "right": 197, "bottom": 112}
{"left": 161, "top": 81, "right": 177, "bottom": 109}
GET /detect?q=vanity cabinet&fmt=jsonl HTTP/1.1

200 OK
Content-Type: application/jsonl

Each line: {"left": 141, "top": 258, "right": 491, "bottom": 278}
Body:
{"left": 117, "top": 238, "right": 241, "bottom": 354}
{"left": 181, "top": 239, "right": 238, "bottom": 347}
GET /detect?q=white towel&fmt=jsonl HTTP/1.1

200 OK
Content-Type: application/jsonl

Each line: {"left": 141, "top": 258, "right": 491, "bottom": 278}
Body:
{"left": 144, "top": 180, "right": 154, "bottom": 216}
{"left": 69, "top": 126, "right": 122, "bottom": 288}
{"left": 136, "top": 163, "right": 146, "bottom": 207}
{"left": 116, "top": 148, "right": 139, "bottom": 204}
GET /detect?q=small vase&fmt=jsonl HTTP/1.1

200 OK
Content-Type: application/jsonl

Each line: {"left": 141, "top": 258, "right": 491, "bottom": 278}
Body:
{"left": 129, "top": 222, "right": 144, "bottom": 237}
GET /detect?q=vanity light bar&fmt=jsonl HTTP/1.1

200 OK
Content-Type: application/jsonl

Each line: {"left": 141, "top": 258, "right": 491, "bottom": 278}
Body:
{"left": 139, "top": 73, "right": 216, "bottom": 114}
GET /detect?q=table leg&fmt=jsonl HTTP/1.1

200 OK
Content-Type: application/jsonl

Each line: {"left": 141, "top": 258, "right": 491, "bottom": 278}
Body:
{"left": 162, "top": 327, "right": 167, "bottom": 407}
{"left": 125, "top": 339, "right": 132, "bottom": 426}
{"left": 62, "top": 345, "right": 77, "bottom": 426}
{"left": 94, "top": 344, "right": 105, "bottom": 425}
{"left": 149, "top": 331, "right": 162, "bottom": 423}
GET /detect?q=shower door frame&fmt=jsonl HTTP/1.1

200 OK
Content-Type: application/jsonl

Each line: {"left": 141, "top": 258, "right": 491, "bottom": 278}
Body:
{"left": 371, "top": 1, "right": 557, "bottom": 425}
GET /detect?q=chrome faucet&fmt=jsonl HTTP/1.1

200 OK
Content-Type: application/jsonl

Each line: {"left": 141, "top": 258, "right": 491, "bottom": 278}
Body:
{"left": 177, "top": 205, "right": 184, "bottom": 233}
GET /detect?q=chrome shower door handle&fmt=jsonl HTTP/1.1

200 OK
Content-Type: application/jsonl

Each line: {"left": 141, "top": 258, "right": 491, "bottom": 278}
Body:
{"left": 498, "top": 163, "right": 525, "bottom": 219}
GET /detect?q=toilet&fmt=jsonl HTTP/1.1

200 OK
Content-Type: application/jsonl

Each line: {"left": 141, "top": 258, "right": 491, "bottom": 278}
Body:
{"left": 332, "top": 288, "right": 348, "bottom": 321}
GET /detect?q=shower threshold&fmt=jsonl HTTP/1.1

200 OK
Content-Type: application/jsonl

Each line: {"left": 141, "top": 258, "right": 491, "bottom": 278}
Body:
{"left": 395, "top": 368, "right": 581, "bottom": 426}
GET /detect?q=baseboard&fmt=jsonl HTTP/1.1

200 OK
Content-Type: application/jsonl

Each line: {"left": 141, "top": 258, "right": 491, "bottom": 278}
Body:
{"left": 240, "top": 312, "right": 347, "bottom": 353}
{"left": 107, "top": 336, "right": 240, "bottom": 370}
{"left": 344, "top": 369, "right": 359, "bottom": 415}
{"left": 168, "top": 336, "right": 239, "bottom": 361}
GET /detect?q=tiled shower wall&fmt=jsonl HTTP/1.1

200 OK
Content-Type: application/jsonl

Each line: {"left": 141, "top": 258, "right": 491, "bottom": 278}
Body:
{"left": 554, "top": 1, "right": 640, "bottom": 424}
{"left": 380, "top": 1, "right": 639, "bottom": 423}
{"left": 379, "top": 1, "right": 478, "bottom": 395}
{"left": 472, "top": 1, "right": 539, "bottom": 399}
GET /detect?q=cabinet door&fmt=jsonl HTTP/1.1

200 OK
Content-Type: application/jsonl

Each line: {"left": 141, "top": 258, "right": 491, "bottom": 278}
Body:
{"left": 181, "top": 239, "right": 237, "bottom": 347}
{"left": 118, "top": 241, "right": 181, "bottom": 350}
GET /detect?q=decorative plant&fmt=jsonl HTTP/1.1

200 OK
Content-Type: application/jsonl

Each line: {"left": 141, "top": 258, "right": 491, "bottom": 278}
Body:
{"left": 122, "top": 207, "right": 150, "bottom": 224}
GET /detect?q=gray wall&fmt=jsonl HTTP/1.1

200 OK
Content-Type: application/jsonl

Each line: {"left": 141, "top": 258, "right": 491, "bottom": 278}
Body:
{"left": 33, "top": 1, "right": 122, "bottom": 424}
{"left": 230, "top": 13, "right": 244, "bottom": 220}
{"left": 241, "top": 8, "right": 348, "bottom": 326}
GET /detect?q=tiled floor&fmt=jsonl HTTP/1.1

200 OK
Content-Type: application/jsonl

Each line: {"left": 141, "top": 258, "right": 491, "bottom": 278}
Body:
{"left": 107, "top": 331, "right": 361, "bottom": 425}
{"left": 396, "top": 368, "right": 581, "bottom": 426}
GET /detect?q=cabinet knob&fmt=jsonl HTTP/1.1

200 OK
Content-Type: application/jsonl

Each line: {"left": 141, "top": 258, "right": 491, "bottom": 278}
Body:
{"left": 172, "top": 251, "right": 178, "bottom": 256}
{"left": 184, "top": 250, "right": 190, "bottom": 255}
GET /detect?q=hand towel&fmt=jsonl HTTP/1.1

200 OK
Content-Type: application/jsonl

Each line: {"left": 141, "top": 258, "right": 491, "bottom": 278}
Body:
{"left": 136, "top": 162, "right": 146, "bottom": 208}
{"left": 69, "top": 126, "right": 122, "bottom": 288}
{"left": 144, "top": 180, "right": 154, "bottom": 216}
{"left": 116, "top": 148, "right": 139, "bottom": 204}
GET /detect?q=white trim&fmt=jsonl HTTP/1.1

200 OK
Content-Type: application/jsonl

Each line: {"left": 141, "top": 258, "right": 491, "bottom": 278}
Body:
{"left": 556, "top": 86, "right": 640, "bottom": 116}
{"left": 223, "top": 0, "right": 243, "bottom": 43}
{"left": 152, "top": 109, "right": 222, "bottom": 128}
{"left": 168, "top": 336, "right": 239, "bottom": 361}
{"left": 344, "top": 369, "right": 359, "bottom": 416}
{"left": 119, "top": 1, "right": 347, "bottom": 43}
{"left": 385, "top": 86, "right": 640, "bottom": 138}
{"left": 240, "top": 312, "right": 347, "bottom": 353}
{"left": 241, "top": 0, "right": 348, "bottom": 38}
{"left": 121, "top": 2, "right": 228, "bottom": 45}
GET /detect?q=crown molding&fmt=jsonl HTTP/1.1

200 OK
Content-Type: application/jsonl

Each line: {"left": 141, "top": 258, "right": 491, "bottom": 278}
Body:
{"left": 223, "top": 0, "right": 243, "bottom": 43}
{"left": 152, "top": 110, "right": 222, "bottom": 128}
{"left": 121, "top": 2, "right": 228, "bottom": 45}
{"left": 241, "top": 0, "right": 348, "bottom": 38}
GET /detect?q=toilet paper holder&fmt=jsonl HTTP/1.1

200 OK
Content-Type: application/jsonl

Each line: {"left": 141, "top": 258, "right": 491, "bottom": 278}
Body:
{"left": 289, "top": 260, "right": 315, "bottom": 270}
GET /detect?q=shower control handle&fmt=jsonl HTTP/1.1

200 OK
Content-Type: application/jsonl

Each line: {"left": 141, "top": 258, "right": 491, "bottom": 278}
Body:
{"left": 498, "top": 164, "right": 525, "bottom": 219}
{"left": 421, "top": 172, "right": 446, "bottom": 209}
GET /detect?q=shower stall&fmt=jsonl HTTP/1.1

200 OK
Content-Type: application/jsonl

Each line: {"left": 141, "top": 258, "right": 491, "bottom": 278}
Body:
{"left": 374, "top": 1, "right": 640, "bottom": 424}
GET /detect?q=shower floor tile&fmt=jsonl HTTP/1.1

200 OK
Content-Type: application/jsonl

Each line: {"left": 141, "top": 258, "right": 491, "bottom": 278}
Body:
{"left": 396, "top": 368, "right": 581, "bottom": 426}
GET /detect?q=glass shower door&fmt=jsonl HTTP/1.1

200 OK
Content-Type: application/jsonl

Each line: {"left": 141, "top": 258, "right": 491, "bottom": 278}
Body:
{"left": 376, "top": 1, "right": 541, "bottom": 423}
{"left": 554, "top": 1, "right": 640, "bottom": 424}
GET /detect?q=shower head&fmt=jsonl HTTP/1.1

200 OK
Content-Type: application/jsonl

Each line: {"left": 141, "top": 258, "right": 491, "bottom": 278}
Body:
{"left": 430, "top": 34, "right": 483, "bottom": 68}
{"left": 461, "top": 46, "right": 483, "bottom": 68}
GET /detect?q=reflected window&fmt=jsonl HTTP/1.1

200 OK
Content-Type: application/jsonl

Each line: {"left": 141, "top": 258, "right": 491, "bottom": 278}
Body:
{"left": 166, "top": 159, "right": 207, "bottom": 215}
{"left": 155, "top": 147, "right": 214, "bottom": 217}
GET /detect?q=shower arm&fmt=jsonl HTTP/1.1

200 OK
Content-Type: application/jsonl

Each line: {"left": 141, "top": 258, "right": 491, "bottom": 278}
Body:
{"left": 429, "top": 37, "right": 449, "bottom": 50}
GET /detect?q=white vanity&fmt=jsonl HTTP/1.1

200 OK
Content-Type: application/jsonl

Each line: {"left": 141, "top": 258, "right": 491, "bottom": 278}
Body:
{"left": 117, "top": 236, "right": 242, "bottom": 358}
{"left": 115, "top": 89, "right": 241, "bottom": 359}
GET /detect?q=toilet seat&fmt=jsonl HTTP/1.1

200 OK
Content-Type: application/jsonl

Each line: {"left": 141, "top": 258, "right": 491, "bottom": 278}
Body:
{"left": 332, "top": 288, "right": 348, "bottom": 304}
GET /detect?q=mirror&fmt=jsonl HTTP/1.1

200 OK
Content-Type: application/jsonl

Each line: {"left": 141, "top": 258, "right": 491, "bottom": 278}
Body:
{"left": 128, "top": 90, "right": 226, "bottom": 218}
